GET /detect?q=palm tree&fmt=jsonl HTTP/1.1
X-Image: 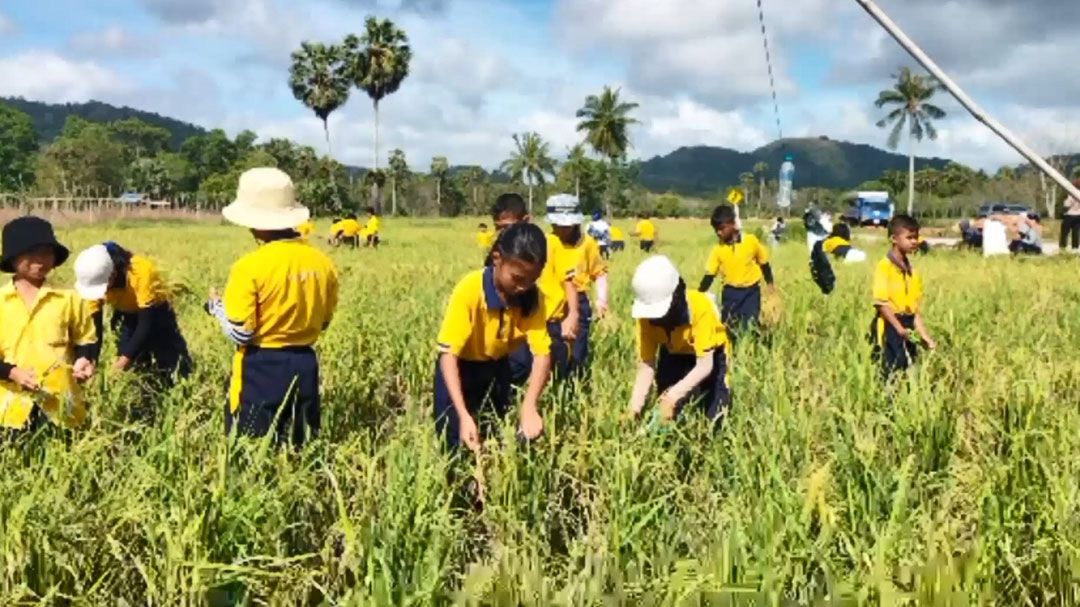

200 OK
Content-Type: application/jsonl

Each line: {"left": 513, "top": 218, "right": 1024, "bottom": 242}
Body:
{"left": 739, "top": 172, "right": 756, "bottom": 210}
{"left": 753, "top": 161, "right": 769, "bottom": 210}
{"left": 562, "top": 144, "right": 589, "bottom": 198}
{"left": 459, "top": 166, "right": 487, "bottom": 214}
{"left": 387, "top": 148, "right": 409, "bottom": 216}
{"left": 576, "top": 86, "right": 639, "bottom": 213}
{"left": 288, "top": 42, "right": 351, "bottom": 157}
{"left": 431, "top": 156, "right": 449, "bottom": 213}
{"left": 344, "top": 17, "right": 412, "bottom": 210}
{"left": 500, "top": 132, "right": 557, "bottom": 213}
{"left": 875, "top": 67, "right": 947, "bottom": 214}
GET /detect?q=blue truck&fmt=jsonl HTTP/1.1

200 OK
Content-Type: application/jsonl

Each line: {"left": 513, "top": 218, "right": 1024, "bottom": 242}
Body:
{"left": 841, "top": 191, "right": 894, "bottom": 227}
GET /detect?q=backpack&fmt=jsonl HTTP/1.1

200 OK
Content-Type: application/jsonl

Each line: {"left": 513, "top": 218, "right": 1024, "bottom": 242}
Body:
{"left": 809, "top": 239, "right": 835, "bottom": 295}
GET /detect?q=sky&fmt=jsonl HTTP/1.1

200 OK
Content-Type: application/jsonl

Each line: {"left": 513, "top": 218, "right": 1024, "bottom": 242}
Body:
{"left": 0, "top": 0, "right": 1077, "bottom": 172}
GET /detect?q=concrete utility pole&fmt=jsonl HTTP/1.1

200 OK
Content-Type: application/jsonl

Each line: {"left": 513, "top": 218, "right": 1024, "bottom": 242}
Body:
{"left": 855, "top": 0, "right": 1080, "bottom": 202}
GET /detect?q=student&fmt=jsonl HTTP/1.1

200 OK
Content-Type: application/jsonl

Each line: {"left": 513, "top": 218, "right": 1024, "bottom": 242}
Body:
{"left": 1010, "top": 213, "right": 1043, "bottom": 255}
{"left": 769, "top": 217, "right": 787, "bottom": 245}
{"left": 609, "top": 224, "right": 626, "bottom": 253}
{"left": 435, "top": 222, "right": 551, "bottom": 451}
{"left": 206, "top": 168, "right": 339, "bottom": 447}
{"left": 476, "top": 223, "right": 495, "bottom": 250}
{"left": 492, "top": 192, "right": 530, "bottom": 233}
{"left": 0, "top": 216, "right": 96, "bottom": 431}
{"left": 587, "top": 211, "right": 613, "bottom": 259}
{"left": 699, "top": 205, "right": 776, "bottom": 339}
{"left": 626, "top": 255, "right": 731, "bottom": 425}
{"left": 363, "top": 206, "right": 381, "bottom": 248}
{"left": 545, "top": 195, "right": 608, "bottom": 378}
{"left": 328, "top": 217, "right": 343, "bottom": 245}
{"left": 332, "top": 214, "right": 362, "bottom": 248}
{"left": 296, "top": 218, "right": 316, "bottom": 241}
{"left": 822, "top": 223, "right": 867, "bottom": 263}
{"left": 634, "top": 214, "right": 658, "bottom": 252}
{"left": 871, "top": 214, "right": 936, "bottom": 379}
{"left": 73, "top": 242, "right": 192, "bottom": 387}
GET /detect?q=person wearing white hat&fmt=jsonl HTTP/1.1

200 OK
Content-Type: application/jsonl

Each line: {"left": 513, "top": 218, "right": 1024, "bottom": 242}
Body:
{"left": 205, "top": 167, "right": 340, "bottom": 447}
{"left": 73, "top": 241, "right": 192, "bottom": 392}
{"left": 627, "top": 255, "right": 732, "bottom": 426}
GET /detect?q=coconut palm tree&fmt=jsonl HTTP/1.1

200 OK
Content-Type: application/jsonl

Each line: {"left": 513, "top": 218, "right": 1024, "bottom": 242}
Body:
{"left": 562, "top": 144, "right": 589, "bottom": 198}
{"left": 431, "top": 155, "right": 449, "bottom": 213}
{"left": 288, "top": 42, "right": 351, "bottom": 157}
{"left": 344, "top": 17, "right": 412, "bottom": 210}
{"left": 387, "top": 148, "right": 409, "bottom": 216}
{"left": 500, "top": 132, "right": 557, "bottom": 213}
{"left": 576, "top": 86, "right": 639, "bottom": 213}
{"left": 875, "top": 67, "right": 947, "bottom": 214}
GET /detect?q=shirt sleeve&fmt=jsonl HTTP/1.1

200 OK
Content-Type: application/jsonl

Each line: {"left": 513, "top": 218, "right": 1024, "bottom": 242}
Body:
{"left": 131, "top": 260, "right": 165, "bottom": 309}
{"left": 636, "top": 320, "right": 658, "bottom": 363}
{"left": 691, "top": 305, "right": 721, "bottom": 357}
{"left": 522, "top": 300, "right": 552, "bottom": 356}
{"left": 587, "top": 239, "right": 607, "bottom": 279}
{"left": 71, "top": 295, "right": 98, "bottom": 347}
{"left": 872, "top": 263, "right": 890, "bottom": 306}
{"left": 223, "top": 259, "right": 258, "bottom": 334}
{"left": 705, "top": 245, "right": 721, "bottom": 276}
{"left": 436, "top": 279, "right": 474, "bottom": 355}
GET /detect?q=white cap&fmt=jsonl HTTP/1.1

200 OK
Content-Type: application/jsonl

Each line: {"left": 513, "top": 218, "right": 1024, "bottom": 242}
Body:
{"left": 545, "top": 193, "right": 585, "bottom": 226}
{"left": 74, "top": 244, "right": 114, "bottom": 300}
{"left": 222, "top": 167, "right": 310, "bottom": 230}
{"left": 631, "top": 255, "right": 681, "bottom": 319}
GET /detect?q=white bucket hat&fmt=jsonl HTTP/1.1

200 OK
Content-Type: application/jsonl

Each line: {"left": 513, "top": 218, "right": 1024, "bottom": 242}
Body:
{"left": 545, "top": 193, "right": 585, "bottom": 227}
{"left": 222, "top": 167, "right": 310, "bottom": 230}
{"left": 73, "top": 244, "right": 114, "bottom": 300}
{"left": 631, "top": 255, "right": 681, "bottom": 319}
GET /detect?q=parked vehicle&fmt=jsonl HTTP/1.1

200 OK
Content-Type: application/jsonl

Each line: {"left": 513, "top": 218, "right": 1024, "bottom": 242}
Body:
{"left": 117, "top": 192, "right": 147, "bottom": 205}
{"left": 976, "top": 202, "right": 1034, "bottom": 218}
{"left": 841, "top": 191, "right": 893, "bottom": 226}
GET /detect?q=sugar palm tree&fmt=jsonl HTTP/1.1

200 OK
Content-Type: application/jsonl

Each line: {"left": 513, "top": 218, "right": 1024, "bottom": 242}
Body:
{"left": 875, "top": 67, "right": 947, "bottom": 214}
{"left": 431, "top": 156, "right": 449, "bottom": 213}
{"left": 753, "top": 161, "right": 769, "bottom": 210}
{"left": 387, "top": 148, "right": 409, "bottom": 216}
{"left": 288, "top": 42, "right": 350, "bottom": 157}
{"left": 562, "top": 143, "right": 589, "bottom": 198}
{"left": 344, "top": 17, "right": 412, "bottom": 210}
{"left": 576, "top": 86, "right": 639, "bottom": 213}
{"left": 500, "top": 132, "right": 557, "bottom": 213}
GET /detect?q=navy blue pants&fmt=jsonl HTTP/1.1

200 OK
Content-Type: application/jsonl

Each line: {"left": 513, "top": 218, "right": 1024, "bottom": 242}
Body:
{"left": 721, "top": 284, "right": 761, "bottom": 341}
{"left": 611, "top": 242, "right": 625, "bottom": 252}
{"left": 871, "top": 314, "right": 917, "bottom": 379}
{"left": 509, "top": 321, "right": 574, "bottom": 386}
{"left": 434, "top": 358, "right": 512, "bottom": 448}
{"left": 656, "top": 347, "right": 731, "bottom": 422}
{"left": 225, "top": 346, "right": 320, "bottom": 447}
{"left": 640, "top": 240, "right": 654, "bottom": 252}
{"left": 117, "top": 306, "right": 193, "bottom": 386}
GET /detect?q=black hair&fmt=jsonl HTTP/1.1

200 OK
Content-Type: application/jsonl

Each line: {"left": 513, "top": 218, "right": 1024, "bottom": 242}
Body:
{"left": 830, "top": 223, "right": 851, "bottom": 240}
{"left": 888, "top": 214, "right": 919, "bottom": 236}
{"left": 347, "top": 213, "right": 358, "bottom": 220}
{"left": 492, "top": 222, "right": 547, "bottom": 267}
{"left": 653, "top": 279, "right": 689, "bottom": 328}
{"left": 478, "top": 222, "right": 488, "bottom": 229}
{"left": 776, "top": 217, "right": 784, "bottom": 222}
{"left": 492, "top": 193, "right": 528, "bottom": 221}
{"left": 710, "top": 205, "right": 737, "bottom": 230}
{"left": 366, "top": 206, "right": 376, "bottom": 215}
{"left": 332, "top": 217, "right": 341, "bottom": 223}
{"left": 103, "top": 241, "right": 133, "bottom": 288}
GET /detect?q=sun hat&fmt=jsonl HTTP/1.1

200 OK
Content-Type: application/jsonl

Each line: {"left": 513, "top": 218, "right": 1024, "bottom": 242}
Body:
{"left": 0, "top": 216, "right": 70, "bottom": 273}
{"left": 222, "top": 167, "right": 310, "bottom": 230}
{"left": 631, "top": 255, "right": 681, "bottom": 319}
{"left": 546, "top": 194, "right": 585, "bottom": 227}
{"left": 73, "top": 244, "right": 115, "bottom": 300}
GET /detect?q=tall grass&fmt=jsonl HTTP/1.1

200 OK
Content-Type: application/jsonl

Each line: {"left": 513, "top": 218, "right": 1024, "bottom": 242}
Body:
{"left": 1, "top": 219, "right": 1078, "bottom": 605}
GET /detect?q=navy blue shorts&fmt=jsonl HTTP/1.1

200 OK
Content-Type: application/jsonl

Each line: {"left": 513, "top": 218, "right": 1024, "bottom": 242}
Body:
{"left": 721, "top": 284, "right": 762, "bottom": 339}
{"left": 656, "top": 347, "right": 731, "bottom": 423}
{"left": 225, "top": 346, "right": 320, "bottom": 447}
{"left": 509, "top": 320, "right": 573, "bottom": 385}
{"left": 434, "top": 357, "right": 512, "bottom": 448}
{"left": 611, "top": 242, "right": 625, "bottom": 252}
{"left": 870, "top": 314, "right": 917, "bottom": 379}
{"left": 640, "top": 240, "right": 654, "bottom": 252}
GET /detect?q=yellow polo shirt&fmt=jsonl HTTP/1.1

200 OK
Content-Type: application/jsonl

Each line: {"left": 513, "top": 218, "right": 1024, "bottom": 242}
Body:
{"left": 705, "top": 233, "right": 769, "bottom": 288}
{"left": 0, "top": 283, "right": 96, "bottom": 428}
{"left": 872, "top": 255, "right": 923, "bottom": 315}
{"left": 822, "top": 236, "right": 851, "bottom": 256}
{"left": 336, "top": 219, "right": 361, "bottom": 238}
{"left": 437, "top": 268, "right": 551, "bottom": 361}
{"left": 549, "top": 234, "right": 606, "bottom": 292}
{"left": 537, "top": 234, "right": 578, "bottom": 321}
{"left": 365, "top": 216, "right": 381, "bottom": 235}
{"left": 88, "top": 254, "right": 169, "bottom": 315}
{"left": 224, "top": 239, "right": 339, "bottom": 348}
{"left": 635, "top": 220, "right": 657, "bottom": 241}
{"left": 476, "top": 231, "right": 495, "bottom": 249}
{"left": 610, "top": 226, "right": 625, "bottom": 243}
{"left": 637, "top": 290, "right": 728, "bottom": 363}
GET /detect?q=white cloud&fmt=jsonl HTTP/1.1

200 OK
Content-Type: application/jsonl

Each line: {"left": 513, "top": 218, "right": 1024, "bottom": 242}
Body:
{"left": 69, "top": 25, "right": 160, "bottom": 57}
{"left": 0, "top": 10, "right": 14, "bottom": 35}
{"left": 0, "top": 51, "right": 130, "bottom": 103}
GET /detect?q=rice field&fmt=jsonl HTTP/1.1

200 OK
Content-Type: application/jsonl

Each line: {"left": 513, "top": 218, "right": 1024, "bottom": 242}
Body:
{"left": 2, "top": 217, "right": 1079, "bottom": 605}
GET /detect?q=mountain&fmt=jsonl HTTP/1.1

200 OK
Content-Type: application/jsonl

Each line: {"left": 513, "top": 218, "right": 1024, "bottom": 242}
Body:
{"left": 639, "top": 136, "right": 954, "bottom": 195}
{"left": 1, "top": 97, "right": 207, "bottom": 150}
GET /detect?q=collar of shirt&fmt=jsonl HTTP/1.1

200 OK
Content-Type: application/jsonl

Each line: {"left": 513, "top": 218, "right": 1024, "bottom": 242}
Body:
{"left": 887, "top": 250, "right": 912, "bottom": 275}
{"left": 1, "top": 280, "right": 63, "bottom": 308}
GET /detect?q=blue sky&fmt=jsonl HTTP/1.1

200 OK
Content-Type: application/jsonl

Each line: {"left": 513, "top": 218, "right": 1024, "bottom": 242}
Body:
{"left": 1, "top": 0, "right": 1077, "bottom": 171}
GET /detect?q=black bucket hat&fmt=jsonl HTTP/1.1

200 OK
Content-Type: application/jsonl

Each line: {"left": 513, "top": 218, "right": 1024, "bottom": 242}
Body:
{"left": 1, "top": 216, "right": 70, "bottom": 273}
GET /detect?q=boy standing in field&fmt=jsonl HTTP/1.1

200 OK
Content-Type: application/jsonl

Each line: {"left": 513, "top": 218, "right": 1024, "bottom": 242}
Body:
{"left": 476, "top": 223, "right": 495, "bottom": 250}
{"left": 634, "top": 213, "right": 657, "bottom": 252}
{"left": 871, "top": 214, "right": 936, "bottom": 379}
{"left": 609, "top": 224, "right": 626, "bottom": 253}
{"left": 698, "top": 205, "right": 776, "bottom": 340}
{"left": 363, "top": 206, "right": 381, "bottom": 248}
{"left": 0, "top": 217, "right": 97, "bottom": 431}
{"left": 206, "top": 168, "right": 339, "bottom": 447}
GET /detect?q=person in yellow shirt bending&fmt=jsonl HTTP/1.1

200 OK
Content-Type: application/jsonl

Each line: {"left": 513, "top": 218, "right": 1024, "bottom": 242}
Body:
{"left": 626, "top": 255, "right": 731, "bottom": 429}
{"left": 206, "top": 168, "right": 339, "bottom": 447}
{"left": 634, "top": 214, "right": 658, "bottom": 252}
{"left": 435, "top": 222, "right": 551, "bottom": 451}
{"left": 331, "top": 214, "right": 362, "bottom": 248}
{"left": 363, "top": 206, "right": 381, "bottom": 248}
{"left": 296, "top": 218, "right": 316, "bottom": 241}
{"left": 0, "top": 216, "right": 96, "bottom": 432}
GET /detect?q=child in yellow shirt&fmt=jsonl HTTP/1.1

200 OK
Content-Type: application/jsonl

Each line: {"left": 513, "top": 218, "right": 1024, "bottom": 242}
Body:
{"left": 871, "top": 214, "right": 936, "bottom": 379}
{"left": 634, "top": 214, "right": 657, "bottom": 252}
{"left": 476, "top": 223, "right": 495, "bottom": 250}
{"left": 0, "top": 217, "right": 96, "bottom": 431}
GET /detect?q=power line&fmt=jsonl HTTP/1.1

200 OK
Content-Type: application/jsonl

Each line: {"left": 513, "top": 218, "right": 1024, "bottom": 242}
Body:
{"left": 756, "top": 0, "right": 783, "bottom": 142}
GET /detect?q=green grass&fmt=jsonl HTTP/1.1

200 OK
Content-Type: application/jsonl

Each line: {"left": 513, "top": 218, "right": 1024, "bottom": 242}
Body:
{"left": 2, "top": 217, "right": 1078, "bottom": 605}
